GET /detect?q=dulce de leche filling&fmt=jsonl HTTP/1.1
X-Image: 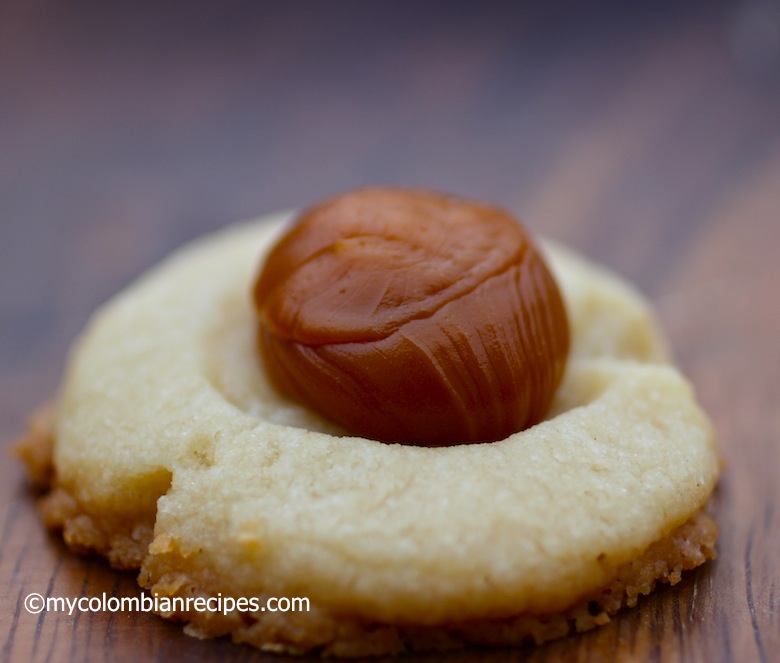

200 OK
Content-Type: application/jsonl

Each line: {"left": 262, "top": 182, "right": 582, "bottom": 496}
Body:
{"left": 252, "top": 188, "right": 570, "bottom": 446}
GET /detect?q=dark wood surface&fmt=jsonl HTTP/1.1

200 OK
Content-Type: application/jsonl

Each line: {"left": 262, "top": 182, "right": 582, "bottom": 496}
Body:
{"left": 2, "top": 1, "right": 779, "bottom": 661}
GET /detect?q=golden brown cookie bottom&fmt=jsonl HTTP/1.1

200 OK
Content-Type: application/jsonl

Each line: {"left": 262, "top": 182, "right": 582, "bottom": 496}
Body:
{"left": 14, "top": 407, "right": 717, "bottom": 657}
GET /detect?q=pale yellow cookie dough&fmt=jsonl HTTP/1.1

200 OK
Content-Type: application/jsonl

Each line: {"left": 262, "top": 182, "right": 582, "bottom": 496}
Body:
{"left": 36, "top": 213, "right": 717, "bottom": 655}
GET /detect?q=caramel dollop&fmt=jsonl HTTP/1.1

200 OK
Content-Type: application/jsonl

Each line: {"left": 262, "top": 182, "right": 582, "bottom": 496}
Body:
{"left": 253, "top": 188, "right": 570, "bottom": 446}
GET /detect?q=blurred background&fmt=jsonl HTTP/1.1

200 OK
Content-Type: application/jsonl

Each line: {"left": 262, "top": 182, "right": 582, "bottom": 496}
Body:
{"left": 2, "top": 1, "right": 779, "bottom": 659}
{"left": 2, "top": 0, "right": 779, "bottom": 420}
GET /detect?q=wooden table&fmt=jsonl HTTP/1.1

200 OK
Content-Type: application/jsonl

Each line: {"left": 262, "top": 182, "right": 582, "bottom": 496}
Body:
{"left": 2, "top": 1, "right": 778, "bottom": 661}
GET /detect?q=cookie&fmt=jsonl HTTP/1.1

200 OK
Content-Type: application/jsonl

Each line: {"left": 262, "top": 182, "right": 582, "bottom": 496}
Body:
{"left": 17, "top": 211, "right": 718, "bottom": 656}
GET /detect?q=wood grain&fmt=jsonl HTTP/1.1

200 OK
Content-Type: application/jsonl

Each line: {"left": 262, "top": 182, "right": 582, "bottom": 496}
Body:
{"left": 2, "top": 1, "right": 779, "bottom": 661}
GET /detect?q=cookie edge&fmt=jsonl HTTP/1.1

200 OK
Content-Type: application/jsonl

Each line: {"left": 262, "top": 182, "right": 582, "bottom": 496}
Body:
{"left": 13, "top": 408, "right": 718, "bottom": 657}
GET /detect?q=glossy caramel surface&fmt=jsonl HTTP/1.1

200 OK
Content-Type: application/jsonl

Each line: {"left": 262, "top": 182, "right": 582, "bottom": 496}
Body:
{"left": 253, "top": 188, "right": 570, "bottom": 445}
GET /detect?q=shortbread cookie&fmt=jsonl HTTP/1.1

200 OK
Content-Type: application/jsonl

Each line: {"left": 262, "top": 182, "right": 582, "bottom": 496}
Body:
{"left": 17, "top": 212, "right": 718, "bottom": 656}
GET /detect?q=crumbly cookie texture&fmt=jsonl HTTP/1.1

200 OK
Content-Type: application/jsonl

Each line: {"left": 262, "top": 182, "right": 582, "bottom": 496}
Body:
{"left": 16, "top": 214, "right": 719, "bottom": 656}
